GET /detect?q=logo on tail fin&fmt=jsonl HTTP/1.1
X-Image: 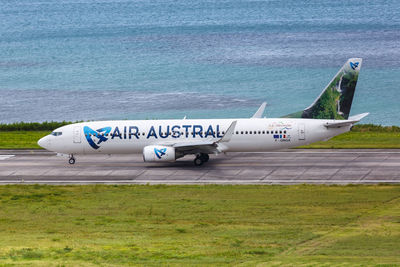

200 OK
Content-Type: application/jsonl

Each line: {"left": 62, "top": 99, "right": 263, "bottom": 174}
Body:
{"left": 350, "top": 61, "right": 359, "bottom": 70}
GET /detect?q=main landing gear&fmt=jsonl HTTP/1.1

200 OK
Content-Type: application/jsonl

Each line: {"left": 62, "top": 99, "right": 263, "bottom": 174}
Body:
{"left": 68, "top": 155, "right": 76, "bottom": 165}
{"left": 194, "top": 153, "right": 209, "bottom": 166}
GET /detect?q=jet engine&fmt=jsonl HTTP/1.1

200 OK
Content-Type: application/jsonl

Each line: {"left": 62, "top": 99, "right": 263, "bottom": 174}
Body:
{"left": 143, "top": 145, "right": 177, "bottom": 162}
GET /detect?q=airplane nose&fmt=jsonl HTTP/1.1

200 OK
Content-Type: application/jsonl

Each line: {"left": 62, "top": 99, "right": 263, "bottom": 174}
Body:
{"left": 38, "top": 136, "right": 51, "bottom": 150}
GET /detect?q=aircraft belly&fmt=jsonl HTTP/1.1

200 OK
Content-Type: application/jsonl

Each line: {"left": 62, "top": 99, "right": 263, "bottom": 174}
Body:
{"left": 227, "top": 137, "right": 293, "bottom": 152}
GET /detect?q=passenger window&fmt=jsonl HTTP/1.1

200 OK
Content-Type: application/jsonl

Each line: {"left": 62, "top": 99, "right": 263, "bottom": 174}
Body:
{"left": 262, "top": 131, "right": 265, "bottom": 134}
{"left": 245, "top": 131, "right": 248, "bottom": 134}
{"left": 284, "top": 130, "right": 287, "bottom": 134}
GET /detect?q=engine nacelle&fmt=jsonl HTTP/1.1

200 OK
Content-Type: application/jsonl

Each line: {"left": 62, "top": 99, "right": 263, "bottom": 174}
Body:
{"left": 143, "top": 145, "right": 176, "bottom": 162}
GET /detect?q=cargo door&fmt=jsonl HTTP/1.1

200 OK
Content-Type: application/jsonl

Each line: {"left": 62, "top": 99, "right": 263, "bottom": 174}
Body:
{"left": 298, "top": 123, "right": 305, "bottom": 140}
{"left": 73, "top": 126, "right": 81, "bottom": 143}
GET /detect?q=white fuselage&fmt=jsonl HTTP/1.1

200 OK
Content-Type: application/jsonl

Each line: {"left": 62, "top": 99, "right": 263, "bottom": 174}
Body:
{"left": 38, "top": 118, "right": 350, "bottom": 155}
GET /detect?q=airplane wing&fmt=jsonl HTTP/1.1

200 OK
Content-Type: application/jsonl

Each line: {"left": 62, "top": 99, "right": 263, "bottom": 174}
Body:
{"left": 157, "top": 121, "right": 237, "bottom": 154}
{"left": 324, "top": 113, "right": 369, "bottom": 128}
{"left": 251, "top": 102, "right": 267, "bottom": 118}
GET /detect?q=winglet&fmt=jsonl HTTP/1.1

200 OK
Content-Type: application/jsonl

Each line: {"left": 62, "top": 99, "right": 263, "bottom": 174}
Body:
{"left": 252, "top": 102, "right": 267, "bottom": 118}
{"left": 218, "top": 121, "right": 237, "bottom": 143}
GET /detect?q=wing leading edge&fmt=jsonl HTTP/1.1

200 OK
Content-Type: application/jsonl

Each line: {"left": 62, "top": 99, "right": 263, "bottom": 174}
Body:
{"left": 158, "top": 120, "right": 237, "bottom": 154}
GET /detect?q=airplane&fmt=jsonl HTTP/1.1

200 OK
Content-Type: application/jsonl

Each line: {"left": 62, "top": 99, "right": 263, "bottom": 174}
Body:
{"left": 38, "top": 58, "right": 368, "bottom": 166}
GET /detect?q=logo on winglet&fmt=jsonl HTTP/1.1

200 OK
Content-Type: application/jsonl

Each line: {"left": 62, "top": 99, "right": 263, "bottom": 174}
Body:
{"left": 154, "top": 148, "right": 167, "bottom": 159}
{"left": 84, "top": 126, "right": 111, "bottom": 150}
{"left": 350, "top": 61, "right": 359, "bottom": 70}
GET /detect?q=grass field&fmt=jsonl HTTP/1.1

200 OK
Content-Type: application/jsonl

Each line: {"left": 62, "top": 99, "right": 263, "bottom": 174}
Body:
{"left": 0, "top": 131, "right": 49, "bottom": 149}
{"left": 0, "top": 124, "right": 399, "bottom": 149}
{"left": 298, "top": 131, "right": 400, "bottom": 149}
{"left": 0, "top": 185, "right": 399, "bottom": 266}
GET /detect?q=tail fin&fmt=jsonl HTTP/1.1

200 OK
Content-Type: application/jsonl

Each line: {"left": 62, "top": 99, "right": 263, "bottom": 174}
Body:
{"left": 284, "top": 58, "right": 362, "bottom": 120}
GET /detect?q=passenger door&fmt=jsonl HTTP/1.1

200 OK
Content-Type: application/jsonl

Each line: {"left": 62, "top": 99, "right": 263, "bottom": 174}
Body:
{"left": 73, "top": 126, "right": 81, "bottom": 143}
{"left": 298, "top": 123, "right": 305, "bottom": 140}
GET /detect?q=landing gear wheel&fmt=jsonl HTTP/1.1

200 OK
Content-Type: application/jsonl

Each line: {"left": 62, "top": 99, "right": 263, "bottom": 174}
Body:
{"left": 194, "top": 157, "right": 204, "bottom": 166}
{"left": 201, "top": 153, "right": 209, "bottom": 162}
{"left": 68, "top": 156, "right": 75, "bottom": 165}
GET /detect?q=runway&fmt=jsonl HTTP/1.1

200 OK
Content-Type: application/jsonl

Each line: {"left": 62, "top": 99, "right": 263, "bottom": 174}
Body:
{"left": 0, "top": 149, "right": 400, "bottom": 185}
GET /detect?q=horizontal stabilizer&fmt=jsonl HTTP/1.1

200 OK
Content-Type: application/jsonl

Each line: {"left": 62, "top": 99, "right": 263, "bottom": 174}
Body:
{"left": 348, "top": 112, "right": 369, "bottom": 121}
{"left": 252, "top": 102, "right": 267, "bottom": 118}
{"left": 324, "top": 112, "right": 369, "bottom": 128}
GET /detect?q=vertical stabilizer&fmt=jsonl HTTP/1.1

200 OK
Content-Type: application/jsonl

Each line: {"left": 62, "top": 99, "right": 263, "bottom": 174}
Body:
{"left": 284, "top": 58, "right": 362, "bottom": 120}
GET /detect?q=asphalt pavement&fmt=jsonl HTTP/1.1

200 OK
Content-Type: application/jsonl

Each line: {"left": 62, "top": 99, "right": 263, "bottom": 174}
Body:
{"left": 0, "top": 149, "right": 399, "bottom": 184}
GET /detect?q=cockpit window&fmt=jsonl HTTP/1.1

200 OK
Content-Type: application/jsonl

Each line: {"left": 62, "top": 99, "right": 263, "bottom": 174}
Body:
{"left": 51, "top": 132, "right": 63, "bottom": 136}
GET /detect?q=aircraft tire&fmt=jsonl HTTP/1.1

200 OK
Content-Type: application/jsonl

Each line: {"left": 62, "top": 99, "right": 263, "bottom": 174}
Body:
{"left": 194, "top": 157, "right": 204, "bottom": 166}
{"left": 201, "top": 153, "right": 209, "bottom": 162}
{"left": 69, "top": 157, "right": 76, "bottom": 165}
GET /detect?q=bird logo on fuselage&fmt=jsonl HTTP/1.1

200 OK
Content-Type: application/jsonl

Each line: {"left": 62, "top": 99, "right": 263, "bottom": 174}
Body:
{"left": 84, "top": 126, "right": 112, "bottom": 149}
{"left": 154, "top": 148, "right": 167, "bottom": 159}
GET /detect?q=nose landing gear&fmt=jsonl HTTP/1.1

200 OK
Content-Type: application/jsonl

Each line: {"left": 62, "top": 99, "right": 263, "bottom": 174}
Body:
{"left": 194, "top": 153, "right": 209, "bottom": 166}
{"left": 68, "top": 155, "right": 76, "bottom": 165}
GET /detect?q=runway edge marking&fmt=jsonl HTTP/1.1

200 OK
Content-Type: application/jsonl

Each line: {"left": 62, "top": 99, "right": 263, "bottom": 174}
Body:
{"left": 0, "top": 155, "right": 15, "bottom": 160}
{"left": 0, "top": 179, "right": 400, "bottom": 185}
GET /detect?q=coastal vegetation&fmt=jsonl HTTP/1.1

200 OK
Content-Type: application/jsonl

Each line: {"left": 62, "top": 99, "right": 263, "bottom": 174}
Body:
{"left": 0, "top": 121, "right": 73, "bottom": 131}
{"left": 0, "top": 122, "right": 398, "bottom": 149}
{"left": 0, "top": 184, "right": 398, "bottom": 266}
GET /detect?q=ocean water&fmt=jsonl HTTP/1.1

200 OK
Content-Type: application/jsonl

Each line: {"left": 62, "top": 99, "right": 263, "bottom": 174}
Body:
{"left": 1, "top": 0, "right": 399, "bottom": 125}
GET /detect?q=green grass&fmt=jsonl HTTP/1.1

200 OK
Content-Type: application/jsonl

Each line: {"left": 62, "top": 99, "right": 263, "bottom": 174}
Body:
{"left": 0, "top": 131, "right": 49, "bottom": 149}
{"left": 300, "top": 124, "right": 400, "bottom": 149}
{"left": 299, "top": 131, "right": 400, "bottom": 149}
{"left": 0, "top": 185, "right": 399, "bottom": 266}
